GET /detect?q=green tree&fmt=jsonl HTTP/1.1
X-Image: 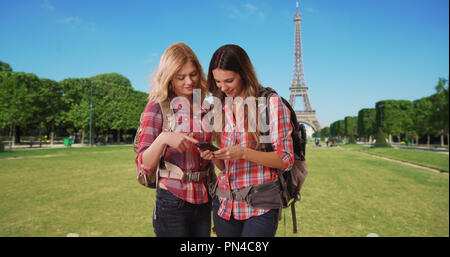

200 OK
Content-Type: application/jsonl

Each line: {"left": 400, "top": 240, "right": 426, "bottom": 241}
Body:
{"left": 38, "top": 79, "right": 63, "bottom": 145}
{"left": 58, "top": 74, "right": 147, "bottom": 145}
{"left": 90, "top": 74, "right": 143, "bottom": 143}
{"left": 337, "top": 120, "right": 345, "bottom": 138}
{"left": 357, "top": 108, "right": 376, "bottom": 143}
{"left": 125, "top": 89, "right": 148, "bottom": 130}
{"left": 330, "top": 120, "right": 345, "bottom": 141}
{"left": 0, "top": 60, "right": 13, "bottom": 72}
{"left": 322, "top": 127, "right": 331, "bottom": 138}
{"left": 93, "top": 81, "right": 128, "bottom": 143}
{"left": 430, "top": 77, "right": 449, "bottom": 145}
{"left": 90, "top": 73, "right": 132, "bottom": 88}
{"left": 330, "top": 121, "right": 338, "bottom": 137}
{"left": 376, "top": 100, "right": 414, "bottom": 143}
{"left": 0, "top": 72, "right": 42, "bottom": 146}
{"left": 315, "top": 126, "right": 330, "bottom": 139}
{"left": 344, "top": 116, "right": 358, "bottom": 143}
{"left": 59, "top": 78, "right": 93, "bottom": 142}
{"left": 413, "top": 96, "right": 435, "bottom": 145}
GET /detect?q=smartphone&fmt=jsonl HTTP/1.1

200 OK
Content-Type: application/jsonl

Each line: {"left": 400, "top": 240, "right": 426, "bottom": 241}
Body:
{"left": 195, "top": 142, "right": 219, "bottom": 152}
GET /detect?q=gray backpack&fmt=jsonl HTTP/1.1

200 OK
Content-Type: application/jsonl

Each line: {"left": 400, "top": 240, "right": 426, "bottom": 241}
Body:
{"left": 256, "top": 87, "right": 308, "bottom": 233}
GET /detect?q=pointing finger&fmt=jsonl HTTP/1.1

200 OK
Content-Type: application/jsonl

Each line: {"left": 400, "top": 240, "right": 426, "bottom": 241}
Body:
{"left": 183, "top": 135, "right": 199, "bottom": 144}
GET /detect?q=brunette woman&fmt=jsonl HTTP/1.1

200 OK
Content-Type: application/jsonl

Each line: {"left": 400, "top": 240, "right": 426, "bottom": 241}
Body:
{"left": 200, "top": 44, "right": 295, "bottom": 237}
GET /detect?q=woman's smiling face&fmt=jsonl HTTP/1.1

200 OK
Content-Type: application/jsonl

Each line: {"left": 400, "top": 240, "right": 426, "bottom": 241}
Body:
{"left": 171, "top": 60, "right": 199, "bottom": 99}
{"left": 212, "top": 68, "right": 245, "bottom": 98}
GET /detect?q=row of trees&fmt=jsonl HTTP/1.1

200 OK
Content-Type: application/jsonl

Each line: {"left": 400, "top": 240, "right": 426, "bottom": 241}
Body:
{"left": 1, "top": 59, "right": 447, "bottom": 148}
{"left": 0, "top": 61, "right": 148, "bottom": 147}
{"left": 314, "top": 77, "right": 449, "bottom": 146}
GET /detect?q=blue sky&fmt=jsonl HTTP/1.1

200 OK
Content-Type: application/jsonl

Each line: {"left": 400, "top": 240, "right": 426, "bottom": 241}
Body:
{"left": 1, "top": 0, "right": 448, "bottom": 127}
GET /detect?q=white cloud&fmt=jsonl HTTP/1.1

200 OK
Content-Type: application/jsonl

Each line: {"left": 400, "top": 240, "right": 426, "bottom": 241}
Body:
{"left": 220, "top": 4, "right": 242, "bottom": 19}
{"left": 60, "top": 16, "right": 82, "bottom": 28}
{"left": 258, "top": 11, "right": 264, "bottom": 19}
{"left": 144, "top": 53, "right": 159, "bottom": 64}
{"left": 41, "top": 0, "right": 96, "bottom": 33}
{"left": 41, "top": 0, "right": 55, "bottom": 11}
{"left": 244, "top": 3, "right": 257, "bottom": 12}
{"left": 221, "top": 2, "right": 265, "bottom": 21}
{"left": 58, "top": 16, "right": 97, "bottom": 32}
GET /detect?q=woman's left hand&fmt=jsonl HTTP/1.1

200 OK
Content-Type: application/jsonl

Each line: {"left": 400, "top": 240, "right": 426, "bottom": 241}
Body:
{"left": 213, "top": 146, "right": 246, "bottom": 160}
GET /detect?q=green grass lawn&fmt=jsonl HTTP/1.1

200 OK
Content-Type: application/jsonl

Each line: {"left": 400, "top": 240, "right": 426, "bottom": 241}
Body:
{"left": 341, "top": 144, "right": 449, "bottom": 172}
{"left": 285, "top": 146, "right": 448, "bottom": 237}
{"left": 0, "top": 145, "right": 448, "bottom": 237}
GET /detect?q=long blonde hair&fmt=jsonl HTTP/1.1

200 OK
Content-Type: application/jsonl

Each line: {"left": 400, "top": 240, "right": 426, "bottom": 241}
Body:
{"left": 149, "top": 42, "right": 208, "bottom": 102}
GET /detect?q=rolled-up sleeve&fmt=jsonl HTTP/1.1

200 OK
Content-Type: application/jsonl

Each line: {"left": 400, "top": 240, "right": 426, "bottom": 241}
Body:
{"left": 135, "top": 102, "right": 163, "bottom": 174}
{"left": 268, "top": 95, "right": 295, "bottom": 171}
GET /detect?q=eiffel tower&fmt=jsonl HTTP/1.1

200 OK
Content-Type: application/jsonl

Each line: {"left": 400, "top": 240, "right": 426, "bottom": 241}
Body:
{"left": 288, "top": 1, "right": 321, "bottom": 132}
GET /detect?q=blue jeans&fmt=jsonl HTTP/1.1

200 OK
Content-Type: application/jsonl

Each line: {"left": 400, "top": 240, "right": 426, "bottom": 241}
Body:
{"left": 153, "top": 188, "right": 212, "bottom": 237}
{"left": 212, "top": 197, "right": 279, "bottom": 237}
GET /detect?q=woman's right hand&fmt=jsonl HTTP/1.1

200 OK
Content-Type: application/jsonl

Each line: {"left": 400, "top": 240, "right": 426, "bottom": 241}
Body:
{"left": 198, "top": 149, "right": 215, "bottom": 160}
{"left": 163, "top": 132, "right": 198, "bottom": 152}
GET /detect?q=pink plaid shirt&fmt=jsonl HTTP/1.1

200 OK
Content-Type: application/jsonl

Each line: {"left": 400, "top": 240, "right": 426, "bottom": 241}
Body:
{"left": 216, "top": 94, "right": 295, "bottom": 220}
{"left": 135, "top": 95, "right": 214, "bottom": 204}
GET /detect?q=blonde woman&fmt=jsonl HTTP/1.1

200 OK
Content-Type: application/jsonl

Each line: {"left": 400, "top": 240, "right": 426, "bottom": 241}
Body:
{"left": 135, "top": 42, "right": 215, "bottom": 237}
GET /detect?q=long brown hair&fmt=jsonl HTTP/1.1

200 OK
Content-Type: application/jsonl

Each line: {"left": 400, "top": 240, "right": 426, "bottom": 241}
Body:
{"left": 207, "top": 44, "right": 262, "bottom": 146}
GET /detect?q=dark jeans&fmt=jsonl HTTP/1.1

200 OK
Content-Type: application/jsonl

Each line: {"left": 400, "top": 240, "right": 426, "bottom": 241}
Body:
{"left": 153, "top": 187, "right": 212, "bottom": 237}
{"left": 212, "top": 197, "right": 279, "bottom": 237}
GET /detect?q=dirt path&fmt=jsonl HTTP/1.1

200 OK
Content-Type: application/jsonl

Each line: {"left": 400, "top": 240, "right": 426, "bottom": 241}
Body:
{"left": 4, "top": 154, "right": 68, "bottom": 160}
{"left": 356, "top": 151, "right": 448, "bottom": 175}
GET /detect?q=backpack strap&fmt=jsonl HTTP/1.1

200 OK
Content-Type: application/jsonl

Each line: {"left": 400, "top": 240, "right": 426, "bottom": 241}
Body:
{"left": 256, "top": 86, "right": 277, "bottom": 153}
{"left": 158, "top": 98, "right": 173, "bottom": 165}
{"left": 155, "top": 98, "right": 174, "bottom": 188}
{"left": 160, "top": 98, "right": 175, "bottom": 133}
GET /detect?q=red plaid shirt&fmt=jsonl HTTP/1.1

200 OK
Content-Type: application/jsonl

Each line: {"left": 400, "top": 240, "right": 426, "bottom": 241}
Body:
{"left": 135, "top": 95, "right": 214, "bottom": 204}
{"left": 216, "top": 95, "right": 295, "bottom": 220}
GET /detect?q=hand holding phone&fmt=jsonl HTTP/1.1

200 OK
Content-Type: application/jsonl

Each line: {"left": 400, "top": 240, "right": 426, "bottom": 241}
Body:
{"left": 195, "top": 142, "right": 219, "bottom": 152}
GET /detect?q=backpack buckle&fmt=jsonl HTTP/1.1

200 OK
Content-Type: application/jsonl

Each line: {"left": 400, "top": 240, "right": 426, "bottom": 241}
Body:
{"left": 183, "top": 171, "right": 200, "bottom": 182}
{"left": 230, "top": 191, "right": 237, "bottom": 200}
